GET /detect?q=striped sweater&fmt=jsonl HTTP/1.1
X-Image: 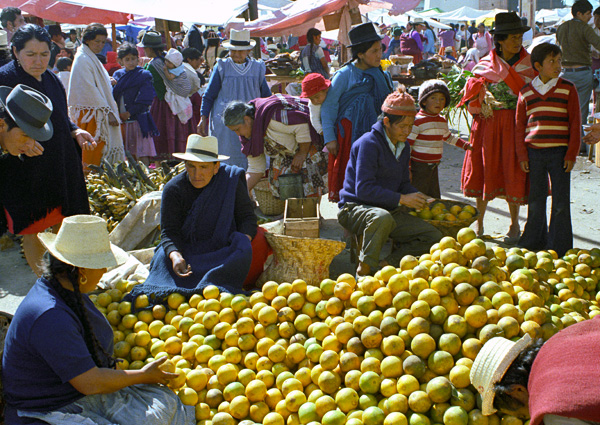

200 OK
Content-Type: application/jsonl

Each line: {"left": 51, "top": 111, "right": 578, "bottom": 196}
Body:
{"left": 406, "top": 111, "right": 469, "bottom": 163}
{"left": 515, "top": 77, "right": 581, "bottom": 163}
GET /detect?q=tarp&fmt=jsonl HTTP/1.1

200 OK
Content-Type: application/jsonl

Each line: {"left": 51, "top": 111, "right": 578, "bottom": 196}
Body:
{"left": 535, "top": 8, "right": 570, "bottom": 23}
{"left": 55, "top": 0, "right": 249, "bottom": 26}
{"left": 434, "top": 6, "right": 489, "bottom": 22}
{"left": 366, "top": 8, "right": 452, "bottom": 30}
{"left": 2, "top": 0, "right": 130, "bottom": 24}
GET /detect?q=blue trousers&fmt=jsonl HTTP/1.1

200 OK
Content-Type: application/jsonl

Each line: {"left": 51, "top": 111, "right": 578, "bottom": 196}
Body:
{"left": 561, "top": 68, "right": 592, "bottom": 153}
{"left": 519, "top": 147, "right": 572, "bottom": 256}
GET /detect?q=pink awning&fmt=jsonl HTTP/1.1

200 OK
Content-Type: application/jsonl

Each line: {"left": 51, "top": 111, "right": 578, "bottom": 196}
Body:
{"left": 3, "top": 0, "right": 130, "bottom": 24}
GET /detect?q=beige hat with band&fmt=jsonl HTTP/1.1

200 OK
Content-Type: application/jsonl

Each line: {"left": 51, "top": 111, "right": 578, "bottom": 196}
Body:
{"left": 470, "top": 334, "right": 533, "bottom": 415}
{"left": 173, "top": 135, "right": 229, "bottom": 163}
{"left": 38, "top": 215, "right": 128, "bottom": 269}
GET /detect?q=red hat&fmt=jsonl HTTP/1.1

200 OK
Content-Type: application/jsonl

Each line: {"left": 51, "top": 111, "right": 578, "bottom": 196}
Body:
{"left": 300, "top": 73, "right": 331, "bottom": 98}
{"left": 381, "top": 85, "right": 417, "bottom": 116}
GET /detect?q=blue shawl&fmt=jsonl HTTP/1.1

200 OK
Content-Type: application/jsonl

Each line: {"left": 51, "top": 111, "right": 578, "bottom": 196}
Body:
{"left": 127, "top": 164, "right": 252, "bottom": 302}
{"left": 336, "top": 65, "right": 393, "bottom": 143}
{"left": 112, "top": 66, "right": 159, "bottom": 138}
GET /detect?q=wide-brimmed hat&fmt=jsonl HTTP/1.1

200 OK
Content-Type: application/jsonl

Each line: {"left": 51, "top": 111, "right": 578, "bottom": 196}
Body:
{"left": 0, "top": 30, "right": 7, "bottom": 48}
{"left": 348, "top": 23, "right": 384, "bottom": 48}
{"left": 222, "top": 29, "right": 256, "bottom": 50}
{"left": 410, "top": 17, "right": 426, "bottom": 26}
{"left": 173, "top": 135, "right": 230, "bottom": 162}
{"left": 301, "top": 73, "right": 331, "bottom": 98}
{"left": 0, "top": 84, "right": 53, "bottom": 142}
{"left": 490, "top": 12, "right": 530, "bottom": 35}
{"left": 137, "top": 30, "right": 165, "bottom": 48}
{"left": 64, "top": 40, "right": 76, "bottom": 50}
{"left": 38, "top": 215, "right": 128, "bottom": 269}
{"left": 470, "top": 334, "right": 533, "bottom": 415}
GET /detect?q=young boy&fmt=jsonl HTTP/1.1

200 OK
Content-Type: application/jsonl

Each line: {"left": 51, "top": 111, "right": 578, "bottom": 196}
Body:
{"left": 515, "top": 42, "right": 581, "bottom": 257}
{"left": 55, "top": 57, "right": 72, "bottom": 94}
{"left": 300, "top": 73, "right": 330, "bottom": 136}
{"left": 407, "top": 79, "right": 471, "bottom": 198}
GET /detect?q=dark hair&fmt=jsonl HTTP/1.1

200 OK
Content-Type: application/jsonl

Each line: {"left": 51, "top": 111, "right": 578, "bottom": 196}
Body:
{"left": 117, "top": 41, "right": 138, "bottom": 59}
{"left": 379, "top": 111, "right": 410, "bottom": 125}
{"left": 82, "top": 23, "right": 108, "bottom": 45}
{"left": 0, "top": 103, "right": 18, "bottom": 130}
{"left": 530, "top": 42, "right": 562, "bottom": 70}
{"left": 1, "top": 7, "right": 21, "bottom": 28}
{"left": 56, "top": 56, "right": 72, "bottom": 71}
{"left": 11, "top": 24, "right": 51, "bottom": 61}
{"left": 493, "top": 338, "right": 544, "bottom": 411}
{"left": 182, "top": 47, "right": 201, "bottom": 62}
{"left": 306, "top": 28, "right": 321, "bottom": 44}
{"left": 342, "top": 39, "right": 381, "bottom": 68}
{"left": 595, "top": 6, "right": 600, "bottom": 15}
{"left": 41, "top": 253, "right": 117, "bottom": 369}
{"left": 47, "top": 24, "right": 62, "bottom": 37}
{"left": 572, "top": 0, "right": 593, "bottom": 17}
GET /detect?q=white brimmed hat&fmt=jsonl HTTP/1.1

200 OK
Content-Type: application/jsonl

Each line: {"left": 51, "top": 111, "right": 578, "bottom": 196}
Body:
{"left": 470, "top": 334, "right": 533, "bottom": 415}
{"left": 222, "top": 29, "right": 256, "bottom": 50}
{"left": 0, "top": 30, "right": 7, "bottom": 48}
{"left": 38, "top": 215, "right": 128, "bottom": 269}
{"left": 173, "top": 134, "right": 229, "bottom": 162}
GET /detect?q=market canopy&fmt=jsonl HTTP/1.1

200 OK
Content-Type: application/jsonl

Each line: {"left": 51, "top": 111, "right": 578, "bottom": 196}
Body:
{"left": 535, "top": 8, "right": 570, "bottom": 22}
{"left": 366, "top": 8, "right": 452, "bottom": 29}
{"left": 2, "top": 0, "right": 130, "bottom": 24}
{"left": 434, "top": 6, "right": 489, "bottom": 22}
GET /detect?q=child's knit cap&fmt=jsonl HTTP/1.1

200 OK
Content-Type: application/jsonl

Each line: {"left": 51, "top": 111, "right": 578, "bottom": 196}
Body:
{"left": 418, "top": 79, "right": 451, "bottom": 109}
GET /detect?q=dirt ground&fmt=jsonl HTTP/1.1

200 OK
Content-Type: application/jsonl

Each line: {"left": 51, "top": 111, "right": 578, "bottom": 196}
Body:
{"left": 2, "top": 117, "right": 600, "bottom": 316}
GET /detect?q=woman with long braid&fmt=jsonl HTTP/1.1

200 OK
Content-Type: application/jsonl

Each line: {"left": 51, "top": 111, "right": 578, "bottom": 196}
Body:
{"left": 300, "top": 28, "right": 330, "bottom": 78}
{"left": 2, "top": 215, "right": 195, "bottom": 425}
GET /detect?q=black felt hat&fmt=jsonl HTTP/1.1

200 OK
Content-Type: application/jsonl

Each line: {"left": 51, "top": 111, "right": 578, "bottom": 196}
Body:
{"left": 348, "top": 23, "right": 384, "bottom": 48}
{"left": 490, "top": 12, "right": 530, "bottom": 35}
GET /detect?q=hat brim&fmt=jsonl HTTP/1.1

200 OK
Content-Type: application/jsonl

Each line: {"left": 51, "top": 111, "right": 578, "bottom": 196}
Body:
{"left": 173, "top": 152, "right": 230, "bottom": 162}
{"left": 38, "top": 232, "right": 129, "bottom": 269}
{"left": 475, "top": 334, "right": 534, "bottom": 415}
{"left": 136, "top": 41, "right": 166, "bottom": 49}
{"left": 490, "top": 25, "right": 530, "bottom": 35}
{"left": 0, "top": 86, "right": 54, "bottom": 142}
{"left": 222, "top": 39, "right": 256, "bottom": 50}
{"left": 348, "top": 34, "right": 384, "bottom": 48}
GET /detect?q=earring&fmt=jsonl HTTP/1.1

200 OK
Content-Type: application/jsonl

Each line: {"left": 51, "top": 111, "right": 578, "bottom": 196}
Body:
{"left": 79, "top": 273, "right": 88, "bottom": 286}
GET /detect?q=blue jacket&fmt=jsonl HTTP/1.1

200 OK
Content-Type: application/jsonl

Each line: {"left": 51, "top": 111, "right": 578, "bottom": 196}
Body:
{"left": 339, "top": 120, "right": 417, "bottom": 210}
{"left": 112, "top": 67, "right": 156, "bottom": 118}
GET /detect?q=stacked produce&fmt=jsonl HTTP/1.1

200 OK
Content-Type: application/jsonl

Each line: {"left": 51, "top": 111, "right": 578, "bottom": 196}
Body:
{"left": 93, "top": 227, "right": 600, "bottom": 425}
{"left": 410, "top": 201, "right": 477, "bottom": 222}
{"left": 86, "top": 155, "right": 184, "bottom": 231}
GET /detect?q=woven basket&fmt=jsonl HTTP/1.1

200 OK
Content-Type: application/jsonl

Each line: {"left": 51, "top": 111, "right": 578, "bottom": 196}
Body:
{"left": 423, "top": 199, "right": 478, "bottom": 238}
{"left": 0, "top": 314, "right": 11, "bottom": 425}
{"left": 260, "top": 233, "right": 345, "bottom": 286}
{"left": 254, "top": 179, "right": 285, "bottom": 216}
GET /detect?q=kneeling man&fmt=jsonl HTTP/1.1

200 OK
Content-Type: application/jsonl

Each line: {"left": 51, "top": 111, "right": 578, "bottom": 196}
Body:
{"left": 338, "top": 87, "right": 442, "bottom": 276}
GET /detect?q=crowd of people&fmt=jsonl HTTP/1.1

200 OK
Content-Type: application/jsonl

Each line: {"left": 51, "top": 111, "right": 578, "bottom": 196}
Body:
{"left": 3, "top": 4, "right": 600, "bottom": 423}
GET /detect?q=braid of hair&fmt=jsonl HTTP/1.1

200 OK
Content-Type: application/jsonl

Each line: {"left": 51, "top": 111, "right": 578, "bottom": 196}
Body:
{"left": 71, "top": 278, "right": 117, "bottom": 369}
{"left": 46, "top": 262, "right": 116, "bottom": 369}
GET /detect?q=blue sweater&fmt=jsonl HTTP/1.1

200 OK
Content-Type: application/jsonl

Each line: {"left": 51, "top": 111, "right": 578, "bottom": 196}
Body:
{"left": 339, "top": 120, "right": 417, "bottom": 210}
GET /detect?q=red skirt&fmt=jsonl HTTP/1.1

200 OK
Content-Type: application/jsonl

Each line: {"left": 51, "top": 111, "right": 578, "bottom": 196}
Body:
{"left": 461, "top": 109, "right": 528, "bottom": 205}
{"left": 328, "top": 118, "right": 353, "bottom": 203}
{"left": 5, "top": 207, "right": 64, "bottom": 235}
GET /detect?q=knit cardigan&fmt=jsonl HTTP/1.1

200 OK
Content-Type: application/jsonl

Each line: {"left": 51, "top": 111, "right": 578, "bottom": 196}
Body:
{"left": 0, "top": 61, "right": 89, "bottom": 234}
{"left": 514, "top": 78, "right": 581, "bottom": 163}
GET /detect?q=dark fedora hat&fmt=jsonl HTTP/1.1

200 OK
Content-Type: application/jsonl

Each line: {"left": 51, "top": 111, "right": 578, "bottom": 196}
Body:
{"left": 348, "top": 22, "right": 384, "bottom": 48}
{"left": 137, "top": 30, "right": 165, "bottom": 48}
{"left": 0, "top": 84, "right": 53, "bottom": 142}
{"left": 490, "top": 12, "right": 530, "bottom": 35}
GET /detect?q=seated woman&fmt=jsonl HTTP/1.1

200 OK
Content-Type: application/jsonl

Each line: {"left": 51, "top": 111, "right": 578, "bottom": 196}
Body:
{"left": 223, "top": 94, "right": 328, "bottom": 199}
{"left": 2, "top": 215, "right": 194, "bottom": 425}
{"left": 128, "top": 135, "right": 258, "bottom": 301}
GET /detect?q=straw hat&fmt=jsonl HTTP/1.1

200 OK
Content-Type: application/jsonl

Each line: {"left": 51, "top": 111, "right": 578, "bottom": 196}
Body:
{"left": 0, "top": 30, "right": 7, "bottom": 48}
{"left": 173, "top": 134, "right": 229, "bottom": 162}
{"left": 222, "top": 29, "right": 256, "bottom": 51}
{"left": 38, "top": 215, "right": 128, "bottom": 269}
{"left": 470, "top": 334, "right": 533, "bottom": 415}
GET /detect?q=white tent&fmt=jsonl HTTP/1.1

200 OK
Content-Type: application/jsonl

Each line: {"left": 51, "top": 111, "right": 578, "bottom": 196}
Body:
{"left": 366, "top": 8, "right": 452, "bottom": 29}
{"left": 535, "top": 8, "right": 570, "bottom": 23}
{"left": 434, "top": 6, "right": 489, "bottom": 22}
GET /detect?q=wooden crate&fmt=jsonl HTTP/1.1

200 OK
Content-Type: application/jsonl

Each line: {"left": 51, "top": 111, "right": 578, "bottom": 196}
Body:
{"left": 283, "top": 198, "right": 320, "bottom": 238}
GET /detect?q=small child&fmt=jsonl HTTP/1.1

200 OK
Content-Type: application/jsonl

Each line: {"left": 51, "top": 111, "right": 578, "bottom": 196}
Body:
{"left": 515, "top": 43, "right": 580, "bottom": 257}
{"left": 56, "top": 57, "right": 72, "bottom": 94}
{"left": 300, "top": 73, "right": 330, "bottom": 136}
{"left": 113, "top": 42, "right": 158, "bottom": 165}
{"left": 163, "top": 48, "right": 193, "bottom": 124}
{"left": 407, "top": 79, "right": 471, "bottom": 198}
